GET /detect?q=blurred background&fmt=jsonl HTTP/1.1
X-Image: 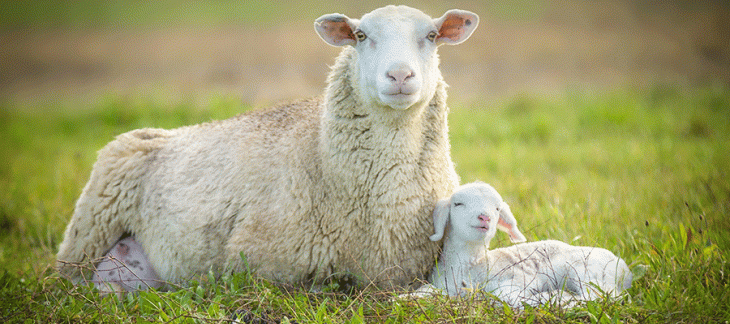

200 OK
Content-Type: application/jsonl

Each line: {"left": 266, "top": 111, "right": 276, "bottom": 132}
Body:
{"left": 1, "top": 0, "right": 728, "bottom": 108}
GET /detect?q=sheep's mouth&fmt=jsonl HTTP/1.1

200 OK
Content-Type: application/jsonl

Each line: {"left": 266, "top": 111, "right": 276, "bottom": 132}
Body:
{"left": 387, "top": 93, "right": 415, "bottom": 101}
{"left": 383, "top": 90, "right": 417, "bottom": 97}
{"left": 379, "top": 91, "right": 419, "bottom": 109}
{"left": 473, "top": 226, "right": 489, "bottom": 232}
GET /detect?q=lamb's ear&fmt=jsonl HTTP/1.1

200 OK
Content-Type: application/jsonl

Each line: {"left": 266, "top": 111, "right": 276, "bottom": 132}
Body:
{"left": 314, "top": 14, "right": 359, "bottom": 47}
{"left": 429, "top": 199, "right": 451, "bottom": 241}
{"left": 433, "top": 9, "right": 479, "bottom": 45}
{"left": 497, "top": 202, "right": 527, "bottom": 243}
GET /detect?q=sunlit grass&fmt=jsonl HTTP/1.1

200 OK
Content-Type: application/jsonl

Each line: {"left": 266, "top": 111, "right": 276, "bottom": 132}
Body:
{"left": 1, "top": 84, "right": 728, "bottom": 322}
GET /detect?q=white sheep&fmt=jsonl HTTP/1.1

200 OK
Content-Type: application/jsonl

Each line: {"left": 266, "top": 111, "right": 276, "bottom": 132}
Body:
{"left": 422, "top": 182, "right": 632, "bottom": 307}
{"left": 56, "top": 5, "right": 479, "bottom": 290}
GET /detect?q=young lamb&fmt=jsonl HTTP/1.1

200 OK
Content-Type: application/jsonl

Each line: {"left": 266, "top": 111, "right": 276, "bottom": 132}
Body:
{"left": 56, "top": 5, "right": 479, "bottom": 290}
{"left": 425, "top": 182, "right": 633, "bottom": 308}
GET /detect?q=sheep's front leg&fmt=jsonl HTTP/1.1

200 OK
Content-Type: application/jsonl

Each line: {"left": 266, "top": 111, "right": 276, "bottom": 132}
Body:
{"left": 91, "top": 236, "right": 162, "bottom": 295}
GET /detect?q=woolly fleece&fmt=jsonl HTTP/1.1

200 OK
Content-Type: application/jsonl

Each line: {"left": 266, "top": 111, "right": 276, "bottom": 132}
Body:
{"left": 56, "top": 43, "right": 459, "bottom": 289}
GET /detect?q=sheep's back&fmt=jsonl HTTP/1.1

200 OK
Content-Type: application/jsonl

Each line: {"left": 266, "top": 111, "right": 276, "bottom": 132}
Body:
{"left": 132, "top": 99, "right": 324, "bottom": 281}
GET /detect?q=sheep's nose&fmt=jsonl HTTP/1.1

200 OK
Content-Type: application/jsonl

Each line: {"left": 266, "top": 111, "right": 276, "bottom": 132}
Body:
{"left": 478, "top": 214, "right": 489, "bottom": 223}
{"left": 386, "top": 63, "right": 415, "bottom": 84}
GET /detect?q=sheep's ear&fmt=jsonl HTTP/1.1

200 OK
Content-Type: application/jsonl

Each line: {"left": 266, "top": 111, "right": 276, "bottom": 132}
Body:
{"left": 314, "top": 14, "right": 359, "bottom": 47}
{"left": 429, "top": 199, "right": 451, "bottom": 241}
{"left": 433, "top": 9, "right": 479, "bottom": 45}
{"left": 497, "top": 202, "right": 527, "bottom": 243}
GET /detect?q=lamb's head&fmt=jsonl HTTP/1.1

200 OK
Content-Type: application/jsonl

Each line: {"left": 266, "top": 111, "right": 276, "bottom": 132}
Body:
{"left": 314, "top": 5, "right": 478, "bottom": 110}
{"left": 430, "top": 182, "right": 527, "bottom": 245}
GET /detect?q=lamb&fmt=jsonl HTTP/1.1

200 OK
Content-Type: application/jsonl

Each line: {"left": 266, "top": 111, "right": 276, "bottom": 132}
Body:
{"left": 423, "top": 182, "right": 633, "bottom": 307}
{"left": 56, "top": 5, "right": 479, "bottom": 290}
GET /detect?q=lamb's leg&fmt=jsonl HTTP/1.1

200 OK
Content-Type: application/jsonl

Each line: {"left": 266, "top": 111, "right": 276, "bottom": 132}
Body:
{"left": 565, "top": 249, "right": 632, "bottom": 301}
{"left": 490, "top": 285, "right": 531, "bottom": 308}
{"left": 490, "top": 275, "right": 580, "bottom": 309}
{"left": 91, "top": 236, "right": 162, "bottom": 294}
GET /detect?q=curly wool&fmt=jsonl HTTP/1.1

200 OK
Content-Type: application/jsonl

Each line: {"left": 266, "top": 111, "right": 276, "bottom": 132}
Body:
{"left": 56, "top": 45, "right": 459, "bottom": 289}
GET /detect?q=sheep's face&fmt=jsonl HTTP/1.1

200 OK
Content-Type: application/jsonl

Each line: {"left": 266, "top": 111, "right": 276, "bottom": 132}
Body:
{"left": 447, "top": 185, "right": 502, "bottom": 243}
{"left": 430, "top": 182, "right": 527, "bottom": 244}
{"left": 315, "top": 6, "right": 478, "bottom": 110}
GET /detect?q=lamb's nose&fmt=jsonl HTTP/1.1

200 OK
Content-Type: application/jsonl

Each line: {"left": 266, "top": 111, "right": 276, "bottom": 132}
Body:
{"left": 478, "top": 214, "right": 489, "bottom": 222}
{"left": 386, "top": 64, "right": 415, "bottom": 84}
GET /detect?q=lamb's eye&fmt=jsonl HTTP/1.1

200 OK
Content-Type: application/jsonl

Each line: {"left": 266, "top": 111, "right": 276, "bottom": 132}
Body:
{"left": 354, "top": 30, "right": 367, "bottom": 42}
{"left": 454, "top": 202, "right": 464, "bottom": 207}
{"left": 426, "top": 31, "right": 438, "bottom": 42}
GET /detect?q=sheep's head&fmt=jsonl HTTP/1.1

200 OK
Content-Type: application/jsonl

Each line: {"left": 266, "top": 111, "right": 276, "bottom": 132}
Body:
{"left": 430, "top": 182, "right": 527, "bottom": 245}
{"left": 314, "top": 5, "right": 478, "bottom": 110}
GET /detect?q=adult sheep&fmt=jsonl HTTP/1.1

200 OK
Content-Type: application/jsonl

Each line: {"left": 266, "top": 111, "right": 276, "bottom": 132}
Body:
{"left": 56, "top": 5, "right": 478, "bottom": 289}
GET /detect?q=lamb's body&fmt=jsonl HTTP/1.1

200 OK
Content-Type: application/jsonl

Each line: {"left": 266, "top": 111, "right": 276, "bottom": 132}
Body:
{"left": 436, "top": 239, "right": 632, "bottom": 307}
{"left": 57, "top": 6, "right": 479, "bottom": 288}
{"left": 427, "top": 183, "right": 632, "bottom": 307}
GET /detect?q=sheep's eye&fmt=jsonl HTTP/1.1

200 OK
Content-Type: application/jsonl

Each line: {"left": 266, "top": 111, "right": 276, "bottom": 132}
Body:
{"left": 426, "top": 31, "right": 438, "bottom": 42}
{"left": 454, "top": 202, "right": 464, "bottom": 207}
{"left": 354, "top": 30, "right": 367, "bottom": 42}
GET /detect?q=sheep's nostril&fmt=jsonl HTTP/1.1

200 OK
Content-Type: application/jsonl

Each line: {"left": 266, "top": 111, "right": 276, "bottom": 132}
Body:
{"left": 478, "top": 214, "right": 489, "bottom": 222}
{"left": 386, "top": 63, "right": 415, "bottom": 84}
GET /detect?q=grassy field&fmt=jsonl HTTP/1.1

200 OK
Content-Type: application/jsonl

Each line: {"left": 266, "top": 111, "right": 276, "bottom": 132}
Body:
{"left": 1, "top": 0, "right": 729, "bottom": 322}
{"left": 1, "top": 84, "right": 728, "bottom": 322}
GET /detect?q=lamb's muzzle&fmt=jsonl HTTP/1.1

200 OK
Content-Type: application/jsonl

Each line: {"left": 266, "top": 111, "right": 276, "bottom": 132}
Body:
{"left": 430, "top": 182, "right": 527, "bottom": 244}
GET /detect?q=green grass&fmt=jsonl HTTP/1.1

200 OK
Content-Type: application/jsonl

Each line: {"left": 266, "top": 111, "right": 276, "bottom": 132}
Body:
{"left": 1, "top": 85, "right": 729, "bottom": 322}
